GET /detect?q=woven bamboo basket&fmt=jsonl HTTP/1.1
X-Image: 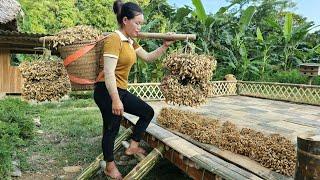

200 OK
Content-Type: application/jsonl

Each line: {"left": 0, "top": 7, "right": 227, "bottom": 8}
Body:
{"left": 58, "top": 40, "right": 104, "bottom": 91}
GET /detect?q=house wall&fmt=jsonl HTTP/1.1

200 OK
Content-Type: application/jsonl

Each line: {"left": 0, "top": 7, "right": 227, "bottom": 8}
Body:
{"left": 0, "top": 49, "right": 23, "bottom": 93}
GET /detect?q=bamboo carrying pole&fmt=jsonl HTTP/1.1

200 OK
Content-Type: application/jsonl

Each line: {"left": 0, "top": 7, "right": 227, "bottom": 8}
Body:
{"left": 102, "top": 32, "right": 196, "bottom": 40}
{"left": 136, "top": 32, "right": 196, "bottom": 41}
{"left": 76, "top": 127, "right": 133, "bottom": 180}
{"left": 294, "top": 133, "right": 320, "bottom": 180}
{"left": 123, "top": 145, "right": 164, "bottom": 180}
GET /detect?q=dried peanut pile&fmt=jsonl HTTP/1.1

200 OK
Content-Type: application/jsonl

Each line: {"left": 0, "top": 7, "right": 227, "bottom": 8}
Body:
{"left": 19, "top": 60, "right": 71, "bottom": 102}
{"left": 160, "top": 75, "right": 211, "bottom": 106}
{"left": 160, "top": 52, "right": 217, "bottom": 106}
{"left": 163, "top": 53, "right": 217, "bottom": 82}
{"left": 157, "top": 108, "right": 296, "bottom": 176}
{"left": 51, "top": 25, "right": 101, "bottom": 48}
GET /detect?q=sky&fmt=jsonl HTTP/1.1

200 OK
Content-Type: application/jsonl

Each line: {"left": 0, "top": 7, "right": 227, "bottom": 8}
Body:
{"left": 167, "top": 0, "right": 320, "bottom": 32}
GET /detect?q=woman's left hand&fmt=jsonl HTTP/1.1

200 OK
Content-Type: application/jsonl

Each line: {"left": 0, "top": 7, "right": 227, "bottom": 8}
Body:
{"left": 163, "top": 32, "right": 175, "bottom": 47}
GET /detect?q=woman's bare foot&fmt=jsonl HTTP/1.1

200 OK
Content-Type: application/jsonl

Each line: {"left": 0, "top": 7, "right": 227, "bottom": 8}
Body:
{"left": 104, "top": 161, "right": 123, "bottom": 179}
{"left": 125, "top": 140, "right": 146, "bottom": 155}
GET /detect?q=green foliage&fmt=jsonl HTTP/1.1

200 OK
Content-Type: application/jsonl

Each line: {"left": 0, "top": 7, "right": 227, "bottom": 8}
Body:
{"left": 313, "top": 76, "right": 320, "bottom": 85}
{"left": 19, "top": 0, "right": 117, "bottom": 34}
{"left": 19, "top": 0, "right": 81, "bottom": 33}
{"left": 171, "top": 0, "right": 319, "bottom": 82}
{"left": 283, "top": 12, "right": 293, "bottom": 43}
{"left": 192, "top": 0, "right": 207, "bottom": 23}
{"left": 239, "top": 6, "right": 256, "bottom": 35}
{"left": 129, "top": 0, "right": 177, "bottom": 83}
{"left": 0, "top": 121, "right": 23, "bottom": 178}
{"left": 267, "top": 69, "right": 309, "bottom": 84}
{"left": 0, "top": 135, "right": 14, "bottom": 179}
{"left": 0, "top": 98, "right": 35, "bottom": 139}
{"left": 0, "top": 98, "right": 35, "bottom": 178}
{"left": 75, "top": 0, "right": 117, "bottom": 32}
{"left": 17, "top": 0, "right": 320, "bottom": 84}
{"left": 69, "top": 91, "right": 94, "bottom": 100}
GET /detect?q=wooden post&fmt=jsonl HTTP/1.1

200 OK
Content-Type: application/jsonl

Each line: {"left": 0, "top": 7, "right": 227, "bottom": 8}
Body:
{"left": 294, "top": 133, "right": 320, "bottom": 180}
{"left": 124, "top": 145, "right": 164, "bottom": 180}
{"left": 76, "top": 127, "right": 133, "bottom": 180}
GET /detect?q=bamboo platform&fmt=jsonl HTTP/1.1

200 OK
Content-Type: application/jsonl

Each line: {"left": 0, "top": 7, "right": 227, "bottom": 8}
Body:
{"left": 121, "top": 96, "right": 320, "bottom": 179}
{"left": 150, "top": 96, "right": 320, "bottom": 143}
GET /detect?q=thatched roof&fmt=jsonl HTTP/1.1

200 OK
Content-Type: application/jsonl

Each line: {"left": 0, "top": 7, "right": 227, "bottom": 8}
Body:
{"left": 0, "top": 0, "right": 22, "bottom": 24}
{"left": 0, "top": 30, "right": 58, "bottom": 55}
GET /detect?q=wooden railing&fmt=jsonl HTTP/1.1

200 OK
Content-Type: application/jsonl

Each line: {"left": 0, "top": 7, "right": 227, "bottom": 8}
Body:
{"left": 127, "top": 81, "right": 237, "bottom": 101}
{"left": 237, "top": 81, "right": 320, "bottom": 106}
{"left": 127, "top": 81, "right": 320, "bottom": 106}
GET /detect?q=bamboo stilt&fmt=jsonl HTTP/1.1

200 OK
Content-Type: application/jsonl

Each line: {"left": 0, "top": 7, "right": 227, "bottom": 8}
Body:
{"left": 124, "top": 145, "right": 164, "bottom": 180}
{"left": 76, "top": 127, "right": 133, "bottom": 180}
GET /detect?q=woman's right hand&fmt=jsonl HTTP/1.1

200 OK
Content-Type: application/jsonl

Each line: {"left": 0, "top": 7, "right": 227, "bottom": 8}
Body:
{"left": 112, "top": 99, "right": 124, "bottom": 116}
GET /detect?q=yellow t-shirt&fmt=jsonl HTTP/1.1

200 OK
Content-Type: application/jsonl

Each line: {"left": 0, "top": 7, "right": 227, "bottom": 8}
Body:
{"left": 98, "top": 31, "right": 141, "bottom": 89}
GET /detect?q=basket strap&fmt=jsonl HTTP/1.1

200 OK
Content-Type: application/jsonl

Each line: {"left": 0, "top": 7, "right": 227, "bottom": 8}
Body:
{"left": 64, "top": 44, "right": 96, "bottom": 67}
{"left": 68, "top": 74, "right": 95, "bottom": 84}
{"left": 64, "top": 36, "right": 109, "bottom": 85}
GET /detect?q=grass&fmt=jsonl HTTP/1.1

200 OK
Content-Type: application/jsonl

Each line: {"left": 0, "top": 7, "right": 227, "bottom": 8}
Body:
{"left": 10, "top": 97, "right": 190, "bottom": 179}
{"left": 20, "top": 98, "right": 102, "bottom": 175}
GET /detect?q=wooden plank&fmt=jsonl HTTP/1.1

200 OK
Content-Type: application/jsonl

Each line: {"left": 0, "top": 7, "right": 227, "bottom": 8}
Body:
{"left": 282, "top": 118, "right": 320, "bottom": 128}
{"left": 191, "top": 154, "right": 261, "bottom": 180}
{"left": 0, "top": 50, "right": 23, "bottom": 93}
{"left": 1, "top": 51, "right": 9, "bottom": 93}
{"left": 10, "top": 66, "right": 22, "bottom": 93}
{"left": 8, "top": 63, "right": 13, "bottom": 93}
{"left": 0, "top": 50, "right": 4, "bottom": 93}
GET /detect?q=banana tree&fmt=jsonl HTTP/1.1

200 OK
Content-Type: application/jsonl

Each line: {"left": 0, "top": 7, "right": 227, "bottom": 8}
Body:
{"left": 282, "top": 13, "right": 316, "bottom": 70}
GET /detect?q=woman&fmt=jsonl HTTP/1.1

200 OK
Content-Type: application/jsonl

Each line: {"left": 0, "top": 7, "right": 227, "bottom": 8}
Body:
{"left": 94, "top": 0, "right": 174, "bottom": 179}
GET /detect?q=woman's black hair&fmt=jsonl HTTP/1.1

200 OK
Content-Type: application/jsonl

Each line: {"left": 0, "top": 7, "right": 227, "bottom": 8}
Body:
{"left": 113, "top": 0, "right": 143, "bottom": 25}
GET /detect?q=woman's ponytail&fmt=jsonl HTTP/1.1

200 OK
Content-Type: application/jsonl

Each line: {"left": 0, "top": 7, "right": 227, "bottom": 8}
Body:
{"left": 113, "top": 0, "right": 123, "bottom": 16}
{"left": 113, "top": 0, "right": 142, "bottom": 26}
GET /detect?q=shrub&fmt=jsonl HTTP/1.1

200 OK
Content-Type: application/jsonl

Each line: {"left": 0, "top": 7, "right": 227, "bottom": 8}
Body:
{"left": 268, "top": 69, "right": 308, "bottom": 84}
{"left": 0, "top": 98, "right": 35, "bottom": 139}
{"left": 0, "top": 98, "right": 35, "bottom": 178}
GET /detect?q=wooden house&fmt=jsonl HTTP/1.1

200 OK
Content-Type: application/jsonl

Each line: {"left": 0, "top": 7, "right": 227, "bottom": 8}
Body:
{"left": 0, "top": 0, "right": 55, "bottom": 94}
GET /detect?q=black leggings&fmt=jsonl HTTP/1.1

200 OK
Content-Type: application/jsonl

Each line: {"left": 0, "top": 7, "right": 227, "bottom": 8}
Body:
{"left": 94, "top": 82, "right": 154, "bottom": 162}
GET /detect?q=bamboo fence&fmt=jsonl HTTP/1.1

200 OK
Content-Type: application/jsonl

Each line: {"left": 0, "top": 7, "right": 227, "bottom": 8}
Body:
{"left": 127, "top": 81, "right": 320, "bottom": 106}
